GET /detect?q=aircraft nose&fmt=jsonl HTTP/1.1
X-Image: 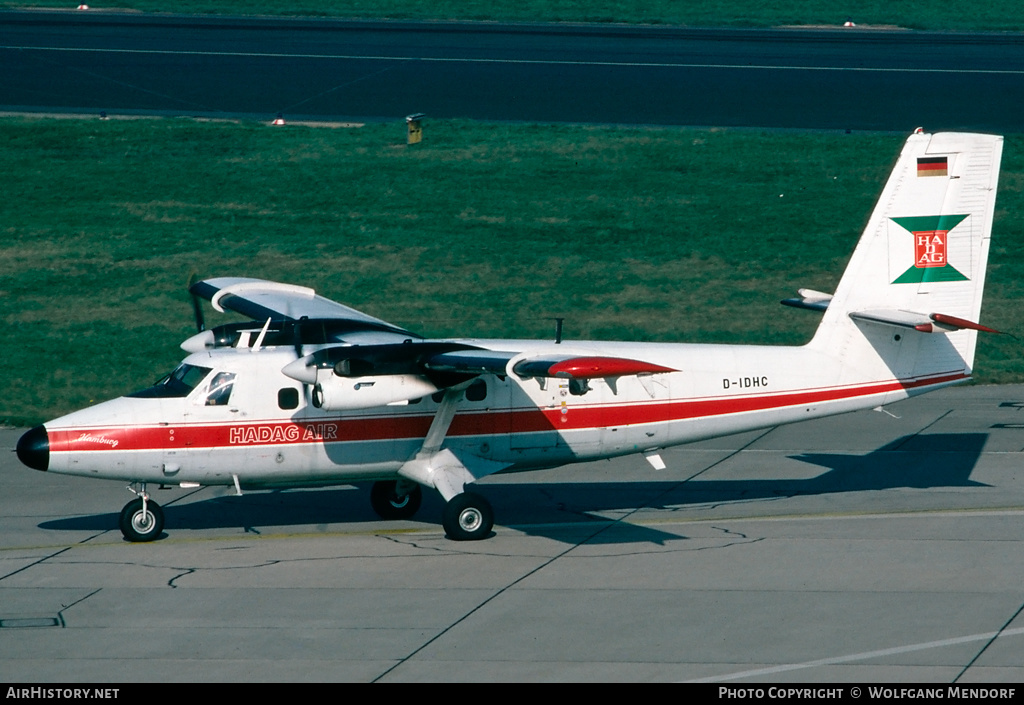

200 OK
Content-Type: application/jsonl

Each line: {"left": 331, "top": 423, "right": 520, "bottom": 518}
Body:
{"left": 16, "top": 425, "right": 49, "bottom": 471}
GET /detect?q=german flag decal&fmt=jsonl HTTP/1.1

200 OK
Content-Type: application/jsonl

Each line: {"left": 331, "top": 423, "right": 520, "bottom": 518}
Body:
{"left": 917, "top": 156, "right": 948, "bottom": 177}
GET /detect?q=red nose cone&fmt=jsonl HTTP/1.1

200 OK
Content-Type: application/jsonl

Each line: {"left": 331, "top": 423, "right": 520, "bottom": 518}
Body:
{"left": 17, "top": 425, "right": 49, "bottom": 471}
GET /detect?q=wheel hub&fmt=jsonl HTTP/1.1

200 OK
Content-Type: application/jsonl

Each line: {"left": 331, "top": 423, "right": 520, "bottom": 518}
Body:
{"left": 458, "top": 507, "right": 482, "bottom": 532}
{"left": 132, "top": 510, "right": 155, "bottom": 533}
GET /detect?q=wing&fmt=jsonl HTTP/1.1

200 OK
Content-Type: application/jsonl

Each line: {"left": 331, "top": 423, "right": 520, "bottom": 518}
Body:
{"left": 508, "top": 355, "right": 676, "bottom": 379}
{"left": 191, "top": 277, "right": 408, "bottom": 329}
{"left": 194, "top": 279, "right": 676, "bottom": 408}
{"left": 188, "top": 277, "right": 419, "bottom": 347}
{"left": 284, "top": 345, "right": 675, "bottom": 384}
{"left": 425, "top": 350, "right": 675, "bottom": 379}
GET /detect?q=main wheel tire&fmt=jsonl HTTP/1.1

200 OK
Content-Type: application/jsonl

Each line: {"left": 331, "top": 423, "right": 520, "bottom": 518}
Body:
{"left": 370, "top": 481, "right": 422, "bottom": 520}
{"left": 442, "top": 492, "right": 494, "bottom": 541}
{"left": 119, "top": 498, "right": 164, "bottom": 542}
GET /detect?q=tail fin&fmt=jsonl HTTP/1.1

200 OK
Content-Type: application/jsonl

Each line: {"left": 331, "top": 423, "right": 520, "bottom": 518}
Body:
{"left": 808, "top": 131, "right": 1003, "bottom": 395}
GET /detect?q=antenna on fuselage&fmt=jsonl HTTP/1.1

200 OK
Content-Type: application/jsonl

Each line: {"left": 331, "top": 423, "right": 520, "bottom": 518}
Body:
{"left": 252, "top": 318, "right": 273, "bottom": 351}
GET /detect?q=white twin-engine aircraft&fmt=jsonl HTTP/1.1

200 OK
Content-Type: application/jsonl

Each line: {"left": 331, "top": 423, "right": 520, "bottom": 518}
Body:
{"left": 17, "top": 131, "right": 1004, "bottom": 542}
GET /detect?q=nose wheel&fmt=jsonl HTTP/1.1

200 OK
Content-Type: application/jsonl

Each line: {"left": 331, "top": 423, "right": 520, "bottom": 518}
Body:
{"left": 442, "top": 492, "right": 493, "bottom": 541}
{"left": 119, "top": 493, "right": 164, "bottom": 542}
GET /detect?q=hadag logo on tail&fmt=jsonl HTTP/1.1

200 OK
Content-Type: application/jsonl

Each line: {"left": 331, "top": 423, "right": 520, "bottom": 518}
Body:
{"left": 16, "top": 130, "right": 1005, "bottom": 543}
{"left": 891, "top": 214, "right": 970, "bottom": 283}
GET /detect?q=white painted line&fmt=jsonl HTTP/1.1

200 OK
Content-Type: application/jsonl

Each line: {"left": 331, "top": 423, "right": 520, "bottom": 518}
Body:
{"left": 684, "top": 626, "right": 1024, "bottom": 682}
{"left": 4, "top": 45, "right": 1024, "bottom": 75}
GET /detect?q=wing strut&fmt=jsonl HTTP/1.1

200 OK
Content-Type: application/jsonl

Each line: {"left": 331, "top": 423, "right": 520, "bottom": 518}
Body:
{"left": 397, "top": 383, "right": 510, "bottom": 501}
{"left": 419, "top": 386, "right": 466, "bottom": 458}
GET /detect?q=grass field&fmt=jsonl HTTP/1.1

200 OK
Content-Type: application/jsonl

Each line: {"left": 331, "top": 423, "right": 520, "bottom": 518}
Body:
{"left": 2, "top": 117, "right": 1022, "bottom": 426}
{"left": 2, "top": 7, "right": 1020, "bottom": 437}
{"left": 5, "top": 1, "right": 1024, "bottom": 31}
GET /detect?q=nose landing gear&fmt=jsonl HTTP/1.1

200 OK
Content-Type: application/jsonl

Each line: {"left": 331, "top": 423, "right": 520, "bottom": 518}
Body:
{"left": 119, "top": 484, "right": 164, "bottom": 542}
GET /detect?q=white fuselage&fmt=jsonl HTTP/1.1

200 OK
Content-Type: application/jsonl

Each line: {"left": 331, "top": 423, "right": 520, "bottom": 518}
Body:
{"left": 38, "top": 337, "right": 967, "bottom": 489}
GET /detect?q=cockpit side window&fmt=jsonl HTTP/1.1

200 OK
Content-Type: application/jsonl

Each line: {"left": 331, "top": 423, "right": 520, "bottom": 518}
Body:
{"left": 200, "top": 372, "right": 236, "bottom": 406}
{"left": 128, "top": 364, "right": 213, "bottom": 399}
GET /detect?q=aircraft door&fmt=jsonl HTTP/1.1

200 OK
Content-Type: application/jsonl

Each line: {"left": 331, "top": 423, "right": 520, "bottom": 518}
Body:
{"left": 175, "top": 370, "right": 243, "bottom": 478}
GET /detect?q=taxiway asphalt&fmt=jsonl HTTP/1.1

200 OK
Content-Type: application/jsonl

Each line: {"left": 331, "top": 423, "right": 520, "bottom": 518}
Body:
{"left": 2, "top": 384, "right": 1022, "bottom": 682}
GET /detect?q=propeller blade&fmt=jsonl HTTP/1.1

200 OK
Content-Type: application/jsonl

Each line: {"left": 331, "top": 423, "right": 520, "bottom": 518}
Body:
{"left": 292, "top": 317, "right": 305, "bottom": 358}
{"left": 187, "top": 271, "right": 206, "bottom": 332}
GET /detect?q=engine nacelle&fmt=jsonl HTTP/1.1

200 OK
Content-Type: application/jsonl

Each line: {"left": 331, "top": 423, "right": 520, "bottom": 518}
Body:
{"left": 311, "top": 374, "right": 440, "bottom": 410}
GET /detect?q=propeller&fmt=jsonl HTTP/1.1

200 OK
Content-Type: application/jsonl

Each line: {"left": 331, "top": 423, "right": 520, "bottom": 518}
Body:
{"left": 186, "top": 271, "right": 206, "bottom": 333}
{"left": 289, "top": 316, "right": 317, "bottom": 405}
{"left": 179, "top": 271, "right": 216, "bottom": 352}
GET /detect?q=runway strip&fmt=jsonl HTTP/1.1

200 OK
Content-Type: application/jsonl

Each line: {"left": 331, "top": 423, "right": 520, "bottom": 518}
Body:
{"left": 4, "top": 15, "right": 1024, "bottom": 128}
{"left": 6, "top": 44, "right": 1024, "bottom": 74}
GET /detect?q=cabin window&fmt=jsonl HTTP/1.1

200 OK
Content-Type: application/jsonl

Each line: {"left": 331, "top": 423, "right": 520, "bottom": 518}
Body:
{"left": 278, "top": 387, "right": 300, "bottom": 410}
{"left": 466, "top": 379, "right": 487, "bottom": 402}
{"left": 201, "top": 372, "right": 236, "bottom": 406}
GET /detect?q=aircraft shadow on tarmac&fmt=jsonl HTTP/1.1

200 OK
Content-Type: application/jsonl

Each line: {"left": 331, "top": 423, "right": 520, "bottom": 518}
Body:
{"left": 39, "top": 433, "right": 987, "bottom": 545}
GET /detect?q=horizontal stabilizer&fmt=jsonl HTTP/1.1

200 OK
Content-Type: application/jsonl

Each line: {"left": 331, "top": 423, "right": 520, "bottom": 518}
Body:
{"left": 850, "top": 309, "right": 1001, "bottom": 334}
{"left": 781, "top": 288, "right": 833, "bottom": 312}
{"left": 929, "top": 313, "right": 1002, "bottom": 335}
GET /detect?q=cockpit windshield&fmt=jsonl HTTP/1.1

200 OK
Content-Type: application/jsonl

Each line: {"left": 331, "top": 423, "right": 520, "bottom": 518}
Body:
{"left": 127, "top": 363, "right": 213, "bottom": 399}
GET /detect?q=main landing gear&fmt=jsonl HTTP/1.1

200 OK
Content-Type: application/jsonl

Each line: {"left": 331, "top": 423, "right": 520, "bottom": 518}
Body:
{"left": 441, "top": 491, "right": 493, "bottom": 541}
{"left": 119, "top": 484, "right": 164, "bottom": 542}
{"left": 115, "top": 479, "right": 491, "bottom": 542}
{"left": 369, "top": 480, "right": 422, "bottom": 520}
{"left": 369, "top": 480, "right": 494, "bottom": 541}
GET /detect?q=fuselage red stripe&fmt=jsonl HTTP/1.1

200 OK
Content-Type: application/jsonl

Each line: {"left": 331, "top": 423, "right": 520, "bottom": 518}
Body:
{"left": 48, "top": 371, "right": 966, "bottom": 453}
